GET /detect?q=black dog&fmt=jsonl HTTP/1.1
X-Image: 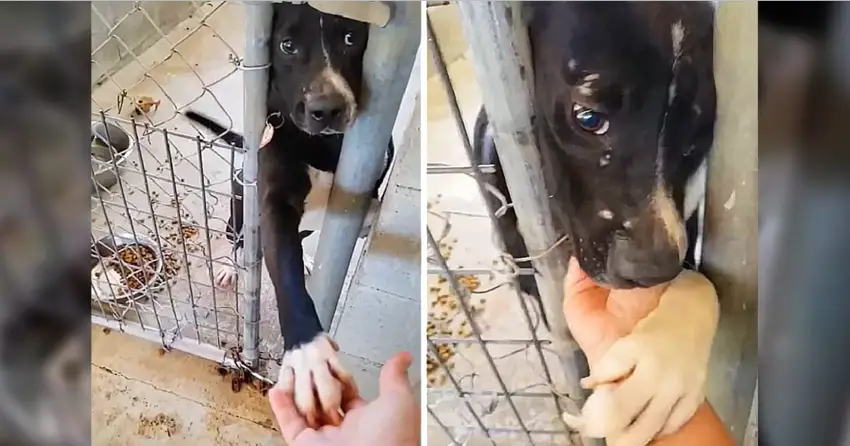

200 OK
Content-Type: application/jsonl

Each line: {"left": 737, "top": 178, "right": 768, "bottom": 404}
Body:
{"left": 475, "top": 2, "right": 716, "bottom": 296}
{"left": 186, "top": 3, "right": 393, "bottom": 424}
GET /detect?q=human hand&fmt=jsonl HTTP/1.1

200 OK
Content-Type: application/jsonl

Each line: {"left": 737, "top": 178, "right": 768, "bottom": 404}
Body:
{"left": 561, "top": 257, "right": 669, "bottom": 365}
{"left": 269, "top": 351, "right": 420, "bottom": 446}
{"left": 561, "top": 257, "right": 720, "bottom": 446}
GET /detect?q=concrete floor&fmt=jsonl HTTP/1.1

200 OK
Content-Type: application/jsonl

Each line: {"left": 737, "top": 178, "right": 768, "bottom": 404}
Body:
{"left": 92, "top": 326, "right": 283, "bottom": 445}
{"left": 425, "top": 5, "right": 572, "bottom": 445}
{"left": 91, "top": 2, "right": 422, "bottom": 442}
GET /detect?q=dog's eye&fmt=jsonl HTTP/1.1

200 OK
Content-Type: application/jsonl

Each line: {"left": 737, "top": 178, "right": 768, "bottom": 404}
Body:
{"left": 572, "top": 105, "right": 609, "bottom": 135}
{"left": 344, "top": 33, "right": 353, "bottom": 46}
{"left": 279, "top": 39, "right": 297, "bottom": 55}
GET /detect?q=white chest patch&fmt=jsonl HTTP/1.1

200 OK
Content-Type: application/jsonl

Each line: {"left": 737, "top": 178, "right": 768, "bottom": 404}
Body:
{"left": 300, "top": 166, "right": 380, "bottom": 236}
{"left": 683, "top": 160, "right": 707, "bottom": 220}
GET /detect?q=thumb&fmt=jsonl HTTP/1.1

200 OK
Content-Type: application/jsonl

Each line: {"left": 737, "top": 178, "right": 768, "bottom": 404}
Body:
{"left": 563, "top": 257, "right": 608, "bottom": 317}
{"left": 268, "top": 368, "right": 309, "bottom": 444}
{"left": 379, "top": 351, "right": 413, "bottom": 396}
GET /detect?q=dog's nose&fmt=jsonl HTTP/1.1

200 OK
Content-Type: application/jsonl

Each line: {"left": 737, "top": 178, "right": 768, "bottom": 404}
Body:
{"left": 607, "top": 231, "right": 682, "bottom": 288}
{"left": 304, "top": 93, "right": 346, "bottom": 123}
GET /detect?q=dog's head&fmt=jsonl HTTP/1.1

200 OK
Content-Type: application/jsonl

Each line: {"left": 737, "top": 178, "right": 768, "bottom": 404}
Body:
{"left": 269, "top": 3, "right": 369, "bottom": 135}
{"left": 526, "top": 3, "right": 717, "bottom": 288}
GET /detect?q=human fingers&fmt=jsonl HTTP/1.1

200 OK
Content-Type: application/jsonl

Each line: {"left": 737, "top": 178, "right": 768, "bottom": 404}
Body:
{"left": 563, "top": 257, "right": 609, "bottom": 318}
{"left": 341, "top": 378, "right": 367, "bottom": 412}
{"left": 564, "top": 257, "right": 604, "bottom": 296}
{"left": 269, "top": 367, "right": 309, "bottom": 445}
{"left": 313, "top": 361, "right": 343, "bottom": 426}
{"left": 379, "top": 351, "right": 413, "bottom": 397}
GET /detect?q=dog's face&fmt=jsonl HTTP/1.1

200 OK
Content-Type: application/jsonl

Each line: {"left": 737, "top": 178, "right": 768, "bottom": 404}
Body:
{"left": 527, "top": 3, "right": 716, "bottom": 288}
{"left": 269, "top": 3, "right": 369, "bottom": 135}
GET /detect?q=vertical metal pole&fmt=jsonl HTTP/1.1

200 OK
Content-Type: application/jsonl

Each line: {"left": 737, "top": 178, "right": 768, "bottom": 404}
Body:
{"left": 702, "top": 3, "right": 758, "bottom": 443}
{"left": 309, "top": 2, "right": 421, "bottom": 329}
{"left": 456, "top": 2, "right": 592, "bottom": 442}
{"left": 241, "top": 2, "right": 272, "bottom": 368}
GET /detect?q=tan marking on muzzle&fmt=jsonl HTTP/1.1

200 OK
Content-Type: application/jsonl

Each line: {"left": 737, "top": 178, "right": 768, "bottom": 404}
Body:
{"left": 309, "top": 67, "right": 358, "bottom": 127}
{"left": 651, "top": 184, "right": 687, "bottom": 261}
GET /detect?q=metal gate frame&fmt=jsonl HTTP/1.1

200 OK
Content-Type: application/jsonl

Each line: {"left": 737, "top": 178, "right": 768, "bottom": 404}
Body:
{"left": 425, "top": 3, "right": 592, "bottom": 445}
{"left": 90, "top": 1, "right": 420, "bottom": 385}
{"left": 90, "top": 1, "right": 255, "bottom": 375}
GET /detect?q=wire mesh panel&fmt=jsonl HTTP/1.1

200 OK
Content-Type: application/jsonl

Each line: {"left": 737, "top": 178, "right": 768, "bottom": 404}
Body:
{"left": 89, "top": 1, "right": 268, "bottom": 383}
{"left": 425, "top": 4, "right": 587, "bottom": 445}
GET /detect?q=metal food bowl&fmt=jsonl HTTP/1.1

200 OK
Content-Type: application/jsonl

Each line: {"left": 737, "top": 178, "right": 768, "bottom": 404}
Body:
{"left": 91, "top": 120, "right": 136, "bottom": 193}
{"left": 90, "top": 232, "right": 164, "bottom": 303}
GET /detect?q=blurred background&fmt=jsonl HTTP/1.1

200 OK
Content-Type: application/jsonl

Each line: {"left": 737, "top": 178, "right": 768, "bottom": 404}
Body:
{"left": 0, "top": 3, "right": 90, "bottom": 445}
{"left": 759, "top": 1, "right": 850, "bottom": 445}
{"left": 5, "top": 1, "right": 850, "bottom": 445}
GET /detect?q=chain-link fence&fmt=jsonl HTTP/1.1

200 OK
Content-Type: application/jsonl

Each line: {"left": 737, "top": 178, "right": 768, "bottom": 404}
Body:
{"left": 89, "top": 1, "right": 271, "bottom": 387}
{"left": 425, "top": 3, "right": 591, "bottom": 445}
{"left": 90, "top": 1, "right": 422, "bottom": 396}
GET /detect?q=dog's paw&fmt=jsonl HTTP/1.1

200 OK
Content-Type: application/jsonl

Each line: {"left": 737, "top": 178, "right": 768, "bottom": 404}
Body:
{"left": 214, "top": 265, "right": 238, "bottom": 289}
{"left": 278, "top": 334, "right": 352, "bottom": 428}
{"left": 565, "top": 270, "right": 720, "bottom": 445}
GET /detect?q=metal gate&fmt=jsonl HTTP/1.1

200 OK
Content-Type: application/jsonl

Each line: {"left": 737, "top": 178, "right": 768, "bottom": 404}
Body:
{"left": 90, "top": 1, "right": 261, "bottom": 379}
{"left": 425, "top": 3, "right": 591, "bottom": 445}
{"left": 90, "top": 0, "right": 421, "bottom": 390}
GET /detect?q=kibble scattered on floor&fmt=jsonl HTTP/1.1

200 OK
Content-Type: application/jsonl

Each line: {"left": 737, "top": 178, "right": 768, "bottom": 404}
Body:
{"left": 426, "top": 198, "right": 494, "bottom": 387}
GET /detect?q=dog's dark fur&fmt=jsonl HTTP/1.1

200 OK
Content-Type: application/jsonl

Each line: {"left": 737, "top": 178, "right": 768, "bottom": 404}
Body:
{"left": 186, "top": 3, "right": 393, "bottom": 353}
{"left": 475, "top": 2, "right": 717, "bottom": 292}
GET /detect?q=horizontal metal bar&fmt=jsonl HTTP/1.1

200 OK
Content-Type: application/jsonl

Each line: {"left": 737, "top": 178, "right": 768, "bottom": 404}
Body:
{"left": 90, "top": 113, "right": 245, "bottom": 152}
{"left": 427, "top": 164, "right": 497, "bottom": 175}
{"left": 91, "top": 314, "right": 237, "bottom": 367}
{"left": 429, "top": 388, "right": 560, "bottom": 399}
{"left": 437, "top": 425, "right": 567, "bottom": 436}
{"left": 90, "top": 296, "right": 243, "bottom": 319}
{"left": 93, "top": 204, "right": 232, "bottom": 237}
{"left": 90, "top": 303, "right": 242, "bottom": 327}
{"left": 427, "top": 267, "right": 535, "bottom": 276}
{"left": 91, "top": 230, "right": 236, "bottom": 266}
{"left": 97, "top": 167, "right": 235, "bottom": 201}
{"left": 429, "top": 337, "right": 552, "bottom": 346}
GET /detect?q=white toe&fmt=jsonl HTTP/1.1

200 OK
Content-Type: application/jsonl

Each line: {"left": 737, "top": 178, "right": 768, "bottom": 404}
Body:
{"left": 281, "top": 334, "right": 349, "bottom": 424}
{"left": 214, "top": 265, "right": 237, "bottom": 289}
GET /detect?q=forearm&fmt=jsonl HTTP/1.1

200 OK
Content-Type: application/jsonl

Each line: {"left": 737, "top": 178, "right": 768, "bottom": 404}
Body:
{"left": 652, "top": 402, "right": 734, "bottom": 446}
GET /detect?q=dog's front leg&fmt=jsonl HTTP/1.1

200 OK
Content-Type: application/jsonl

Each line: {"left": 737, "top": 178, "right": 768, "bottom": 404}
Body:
{"left": 563, "top": 270, "right": 720, "bottom": 446}
{"left": 263, "top": 205, "right": 352, "bottom": 428}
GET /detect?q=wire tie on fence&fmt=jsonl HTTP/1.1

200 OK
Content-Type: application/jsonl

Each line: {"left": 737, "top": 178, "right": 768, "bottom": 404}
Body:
{"left": 239, "top": 62, "right": 272, "bottom": 71}
{"left": 512, "top": 234, "right": 570, "bottom": 264}
{"left": 496, "top": 233, "right": 569, "bottom": 282}
{"left": 266, "top": 111, "right": 285, "bottom": 129}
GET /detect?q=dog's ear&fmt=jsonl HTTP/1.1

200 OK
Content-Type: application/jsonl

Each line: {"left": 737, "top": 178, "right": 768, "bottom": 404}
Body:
{"left": 663, "top": 18, "right": 716, "bottom": 185}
